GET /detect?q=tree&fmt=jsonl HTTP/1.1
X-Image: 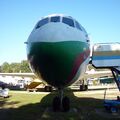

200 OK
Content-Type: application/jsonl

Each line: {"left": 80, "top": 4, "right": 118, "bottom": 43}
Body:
{"left": 1, "top": 60, "right": 31, "bottom": 73}
{"left": 20, "top": 60, "right": 31, "bottom": 73}
{"left": 1, "top": 62, "right": 12, "bottom": 73}
{"left": 10, "top": 63, "right": 21, "bottom": 72}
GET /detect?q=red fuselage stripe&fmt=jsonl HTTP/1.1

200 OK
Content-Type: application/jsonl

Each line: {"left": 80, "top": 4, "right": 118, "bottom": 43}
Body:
{"left": 68, "top": 49, "right": 90, "bottom": 81}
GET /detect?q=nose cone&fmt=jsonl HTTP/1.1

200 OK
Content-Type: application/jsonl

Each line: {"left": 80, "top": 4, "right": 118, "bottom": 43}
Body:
{"left": 28, "top": 41, "right": 90, "bottom": 88}
{"left": 27, "top": 14, "right": 90, "bottom": 88}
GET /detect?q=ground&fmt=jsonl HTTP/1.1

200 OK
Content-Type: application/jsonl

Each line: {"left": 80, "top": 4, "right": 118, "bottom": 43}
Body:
{"left": 0, "top": 89, "right": 120, "bottom": 120}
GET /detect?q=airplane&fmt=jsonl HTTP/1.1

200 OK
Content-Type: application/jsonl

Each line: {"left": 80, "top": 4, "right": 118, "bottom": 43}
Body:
{"left": 26, "top": 14, "right": 91, "bottom": 111}
{"left": 1, "top": 14, "right": 120, "bottom": 112}
{"left": 25, "top": 14, "right": 120, "bottom": 111}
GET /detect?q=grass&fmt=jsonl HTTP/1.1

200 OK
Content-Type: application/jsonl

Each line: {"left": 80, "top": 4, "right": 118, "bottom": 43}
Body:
{"left": 0, "top": 90, "right": 120, "bottom": 120}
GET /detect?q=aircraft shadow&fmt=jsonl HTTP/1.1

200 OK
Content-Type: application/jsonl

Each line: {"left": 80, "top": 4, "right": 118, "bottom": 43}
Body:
{"left": 0, "top": 90, "right": 119, "bottom": 120}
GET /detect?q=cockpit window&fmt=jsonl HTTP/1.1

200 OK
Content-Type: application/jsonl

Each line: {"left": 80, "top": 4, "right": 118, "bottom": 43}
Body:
{"left": 51, "top": 16, "right": 60, "bottom": 22}
{"left": 75, "top": 21, "right": 82, "bottom": 31}
{"left": 62, "top": 17, "right": 74, "bottom": 27}
{"left": 81, "top": 26, "right": 87, "bottom": 33}
{"left": 36, "top": 18, "right": 49, "bottom": 29}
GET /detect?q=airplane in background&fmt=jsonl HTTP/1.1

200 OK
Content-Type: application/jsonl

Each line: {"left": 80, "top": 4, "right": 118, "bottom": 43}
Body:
{"left": 1, "top": 14, "right": 120, "bottom": 112}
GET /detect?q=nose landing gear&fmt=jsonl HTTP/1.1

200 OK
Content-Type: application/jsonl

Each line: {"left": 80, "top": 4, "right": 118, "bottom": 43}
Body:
{"left": 52, "top": 89, "right": 70, "bottom": 112}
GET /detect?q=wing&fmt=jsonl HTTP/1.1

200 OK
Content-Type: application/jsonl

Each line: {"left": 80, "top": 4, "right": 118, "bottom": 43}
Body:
{"left": 0, "top": 73, "right": 36, "bottom": 78}
{"left": 84, "top": 70, "right": 112, "bottom": 79}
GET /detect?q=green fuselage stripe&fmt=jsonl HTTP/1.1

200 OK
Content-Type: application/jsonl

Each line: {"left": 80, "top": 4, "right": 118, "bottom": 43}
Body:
{"left": 28, "top": 41, "right": 89, "bottom": 88}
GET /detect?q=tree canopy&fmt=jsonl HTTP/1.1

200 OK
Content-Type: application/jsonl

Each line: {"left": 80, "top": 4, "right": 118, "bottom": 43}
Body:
{"left": 0, "top": 60, "right": 31, "bottom": 73}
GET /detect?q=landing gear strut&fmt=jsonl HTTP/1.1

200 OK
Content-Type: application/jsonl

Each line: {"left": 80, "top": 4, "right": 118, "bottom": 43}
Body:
{"left": 52, "top": 89, "right": 70, "bottom": 112}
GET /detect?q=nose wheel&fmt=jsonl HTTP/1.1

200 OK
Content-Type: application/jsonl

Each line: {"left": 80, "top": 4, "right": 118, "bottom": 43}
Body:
{"left": 52, "top": 96, "right": 61, "bottom": 112}
{"left": 62, "top": 96, "right": 70, "bottom": 112}
{"left": 52, "top": 89, "right": 70, "bottom": 112}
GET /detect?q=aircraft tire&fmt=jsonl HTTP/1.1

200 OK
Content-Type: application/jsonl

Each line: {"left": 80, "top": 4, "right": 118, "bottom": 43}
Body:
{"left": 80, "top": 85, "right": 88, "bottom": 91}
{"left": 84, "top": 85, "right": 88, "bottom": 91}
{"left": 44, "top": 86, "right": 52, "bottom": 92}
{"left": 52, "top": 96, "right": 61, "bottom": 112}
{"left": 62, "top": 96, "right": 70, "bottom": 112}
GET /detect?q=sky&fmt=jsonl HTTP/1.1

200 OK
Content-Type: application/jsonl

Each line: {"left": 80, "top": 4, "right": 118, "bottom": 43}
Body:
{"left": 0, "top": 0, "right": 120, "bottom": 65}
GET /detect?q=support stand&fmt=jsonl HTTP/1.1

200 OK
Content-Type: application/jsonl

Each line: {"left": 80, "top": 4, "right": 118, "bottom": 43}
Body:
{"left": 111, "top": 67, "right": 120, "bottom": 91}
{"left": 59, "top": 88, "right": 64, "bottom": 110}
